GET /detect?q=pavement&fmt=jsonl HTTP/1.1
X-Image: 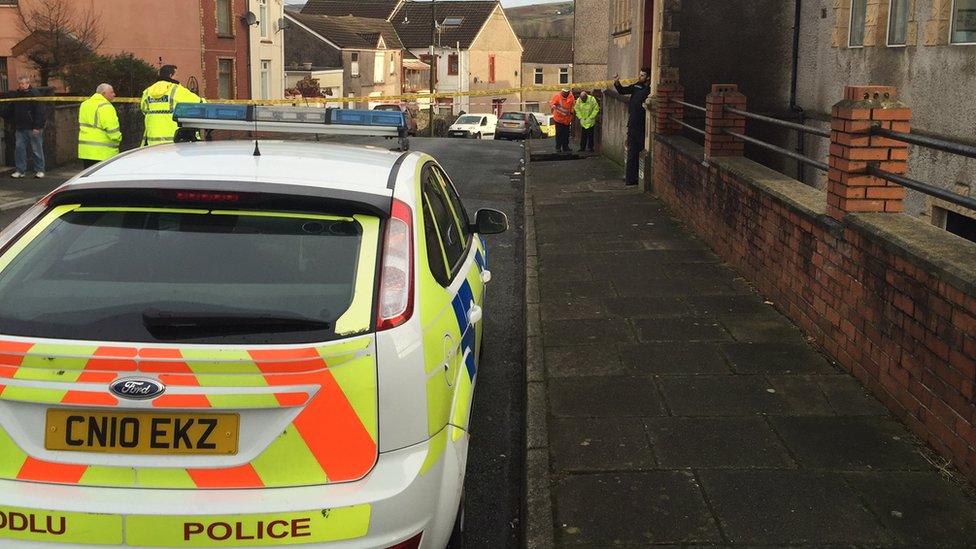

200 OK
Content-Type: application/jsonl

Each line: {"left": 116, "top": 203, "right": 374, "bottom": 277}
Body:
{"left": 0, "top": 162, "right": 81, "bottom": 217}
{"left": 523, "top": 138, "right": 976, "bottom": 547}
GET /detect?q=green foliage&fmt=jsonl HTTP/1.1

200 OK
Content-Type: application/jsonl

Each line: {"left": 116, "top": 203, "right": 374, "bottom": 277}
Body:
{"left": 64, "top": 52, "right": 157, "bottom": 98}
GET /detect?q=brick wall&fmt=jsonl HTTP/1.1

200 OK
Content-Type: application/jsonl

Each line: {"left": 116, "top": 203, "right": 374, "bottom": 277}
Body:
{"left": 653, "top": 134, "right": 976, "bottom": 482}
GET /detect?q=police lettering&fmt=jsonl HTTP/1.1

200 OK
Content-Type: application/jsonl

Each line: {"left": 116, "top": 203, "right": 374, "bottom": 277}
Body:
{"left": 183, "top": 518, "right": 312, "bottom": 541}
{"left": 0, "top": 510, "right": 66, "bottom": 536}
{"left": 64, "top": 415, "right": 217, "bottom": 450}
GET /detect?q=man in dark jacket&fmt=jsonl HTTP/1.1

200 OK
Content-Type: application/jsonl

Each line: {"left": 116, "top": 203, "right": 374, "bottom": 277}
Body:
{"left": 613, "top": 68, "right": 651, "bottom": 186}
{"left": 5, "top": 76, "right": 47, "bottom": 178}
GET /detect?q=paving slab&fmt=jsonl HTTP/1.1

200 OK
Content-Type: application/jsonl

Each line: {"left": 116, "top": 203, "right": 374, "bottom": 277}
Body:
{"left": 549, "top": 376, "right": 666, "bottom": 418}
{"left": 658, "top": 375, "right": 790, "bottom": 416}
{"left": 635, "top": 317, "right": 732, "bottom": 342}
{"left": 541, "top": 296, "right": 610, "bottom": 321}
{"left": 721, "top": 341, "right": 836, "bottom": 375}
{"left": 646, "top": 417, "right": 795, "bottom": 469}
{"left": 769, "top": 416, "right": 932, "bottom": 471}
{"left": 617, "top": 342, "right": 732, "bottom": 375}
{"left": 602, "top": 296, "right": 693, "bottom": 319}
{"left": 555, "top": 472, "right": 722, "bottom": 545}
{"left": 542, "top": 318, "right": 634, "bottom": 346}
{"left": 764, "top": 375, "right": 836, "bottom": 415}
{"left": 550, "top": 417, "right": 656, "bottom": 471}
{"left": 544, "top": 344, "right": 628, "bottom": 378}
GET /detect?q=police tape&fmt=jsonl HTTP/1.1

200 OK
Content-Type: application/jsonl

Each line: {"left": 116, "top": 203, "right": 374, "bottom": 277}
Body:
{"left": 0, "top": 78, "right": 632, "bottom": 106}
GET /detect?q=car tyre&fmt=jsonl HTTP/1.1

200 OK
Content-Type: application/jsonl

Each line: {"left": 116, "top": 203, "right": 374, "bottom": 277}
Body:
{"left": 446, "top": 492, "right": 465, "bottom": 549}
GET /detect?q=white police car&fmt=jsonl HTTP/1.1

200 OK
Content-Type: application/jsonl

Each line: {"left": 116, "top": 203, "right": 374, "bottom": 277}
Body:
{"left": 0, "top": 105, "right": 507, "bottom": 548}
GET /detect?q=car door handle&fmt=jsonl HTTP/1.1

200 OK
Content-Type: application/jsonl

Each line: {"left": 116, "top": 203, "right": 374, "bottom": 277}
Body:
{"left": 481, "top": 269, "right": 492, "bottom": 283}
{"left": 468, "top": 304, "right": 483, "bottom": 325}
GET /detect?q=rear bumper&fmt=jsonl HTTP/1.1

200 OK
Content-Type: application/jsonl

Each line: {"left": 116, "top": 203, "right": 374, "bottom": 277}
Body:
{"left": 496, "top": 128, "right": 529, "bottom": 139}
{"left": 1, "top": 431, "right": 467, "bottom": 548}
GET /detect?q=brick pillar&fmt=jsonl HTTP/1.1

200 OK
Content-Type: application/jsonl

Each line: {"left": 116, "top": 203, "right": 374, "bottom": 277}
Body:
{"left": 654, "top": 83, "right": 684, "bottom": 135}
{"left": 704, "top": 84, "right": 746, "bottom": 159}
{"left": 827, "top": 85, "right": 911, "bottom": 220}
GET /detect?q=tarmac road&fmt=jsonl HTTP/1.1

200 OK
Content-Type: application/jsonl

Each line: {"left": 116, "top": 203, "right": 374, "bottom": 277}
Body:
{"left": 0, "top": 136, "right": 528, "bottom": 548}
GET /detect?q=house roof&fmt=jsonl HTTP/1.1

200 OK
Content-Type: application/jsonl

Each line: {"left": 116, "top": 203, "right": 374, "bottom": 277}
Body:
{"left": 288, "top": 12, "right": 404, "bottom": 50}
{"left": 521, "top": 38, "right": 573, "bottom": 65}
{"left": 301, "top": 0, "right": 400, "bottom": 20}
{"left": 391, "top": 1, "right": 501, "bottom": 49}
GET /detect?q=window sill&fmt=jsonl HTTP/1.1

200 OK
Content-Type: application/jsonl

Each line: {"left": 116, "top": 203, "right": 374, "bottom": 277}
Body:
{"left": 950, "top": 41, "right": 976, "bottom": 46}
{"left": 612, "top": 29, "right": 632, "bottom": 38}
{"left": 260, "top": 39, "right": 273, "bottom": 44}
{"left": 217, "top": 33, "right": 235, "bottom": 39}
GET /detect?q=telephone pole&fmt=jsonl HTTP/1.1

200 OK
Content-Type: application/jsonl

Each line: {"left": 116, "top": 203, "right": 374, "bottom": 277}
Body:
{"left": 428, "top": 0, "right": 436, "bottom": 137}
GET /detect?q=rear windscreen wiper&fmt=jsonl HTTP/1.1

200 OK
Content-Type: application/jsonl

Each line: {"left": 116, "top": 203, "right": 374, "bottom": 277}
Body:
{"left": 142, "top": 309, "right": 330, "bottom": 338}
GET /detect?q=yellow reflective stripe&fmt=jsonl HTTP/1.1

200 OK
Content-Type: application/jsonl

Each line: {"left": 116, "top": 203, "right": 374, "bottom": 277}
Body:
{"left": 79, "top": 465, "right": 136, "bottom": 487}
{"left": 207, "top": 393, "right": 281, "bottom": 409}
{"left": 125, "top": 505, "right": 370, "bottom": 547}
{"left": 316, "top": 337, "right": 371, "bottom": 367}
{"left": 0, "top": 505, "right": 123, "bottom": 545}
{"left": 0, "top": 426, "right": 28, "bottom": 478}
{"left": 19, "top": 343, "right": 98, "bottom": 371}
{"left": 181, "top": 349, "right": 261, "bottom": 376}
{"left": 74, "top": 207, "right": 208, "bottom": 214}
{"left": 426, "top": 370, "right": 452, "bottom": 436}
{"left": 450, "top": 360, "right": 474, "bottom": 440}
{"left": 135, "top": 468, "right": 196, "bottom": 489}
{"left": 210, "top": 210, "right": 354, "bottom": 222}
{"left": 328, "top": 354, "right": 378, "bottom": 443}
{"left": 0, "top": 385, "right": 68, "bottom": 403}
{"left": 334, "top": 215, "right": 379, "bottom": 335}
{"left": 250, "top": 426, "right": 329, "bottom": 486}
{"left": 420, "top": 428, "right": 448, "bottom": 476}
{"left": 78, "top": 140, "right": 120, "bottom": 148}
{"left": 0, "top": 204, "right": 80, "bottom": 273}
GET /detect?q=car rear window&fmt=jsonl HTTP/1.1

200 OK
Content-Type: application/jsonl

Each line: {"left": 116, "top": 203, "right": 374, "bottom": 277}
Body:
{"left": 500, "top": 112, "right": 524, "bottom": 120}
{"left": 0, "top": 206, "right": 379, "bottom": 344}
{"left": 456, "top": 115, "right": 483, "bottom": 124}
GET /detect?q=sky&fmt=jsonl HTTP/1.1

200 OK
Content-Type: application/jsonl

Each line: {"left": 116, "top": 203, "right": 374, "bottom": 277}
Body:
{"left": 283, "top": 0, "right": 567, "bottom": 6}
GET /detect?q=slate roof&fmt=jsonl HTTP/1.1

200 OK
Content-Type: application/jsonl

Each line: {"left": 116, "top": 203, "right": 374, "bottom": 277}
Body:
{"left": 391, "top": 1, "right": 501, "bottom": 50}
{"left": 288, "top": 12, "right": 404, "bottom": 50}
{"left": 521, "top": 38, "right": 573, "bottom": 65}
{"left": 301, "top": 0, "right": 400, "bottom": 20}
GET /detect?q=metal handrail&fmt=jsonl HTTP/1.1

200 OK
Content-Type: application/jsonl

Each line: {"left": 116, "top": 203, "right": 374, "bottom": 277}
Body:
{"left": 672, "top": 99, "right": 706, "bottom": 113}
{"left": 870, "top": 126, "right": 976, "bottom": 160}
{"left": 723, "top": 106, "right": 831, "bottom": 138}
{"left": 670, "top": 117, "right": 705, "bottom": 136}
{"left": 723, "top": 130, "right": 829, "bottom": 172}
{"left": 867, "top": 165, "right": 976, "bottom": 211}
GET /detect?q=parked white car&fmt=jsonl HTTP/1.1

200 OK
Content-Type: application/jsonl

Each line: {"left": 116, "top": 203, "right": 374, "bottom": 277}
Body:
{"left": 447, "top": 114, "right": 497, "bottom": 139}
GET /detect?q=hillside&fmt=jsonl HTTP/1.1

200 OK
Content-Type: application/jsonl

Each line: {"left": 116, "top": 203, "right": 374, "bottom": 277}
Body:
{"left": 505, "top": 1, "right": 574, "bottom": 39}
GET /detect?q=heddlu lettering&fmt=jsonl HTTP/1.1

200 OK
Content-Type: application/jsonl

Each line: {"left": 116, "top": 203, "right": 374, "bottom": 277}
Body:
{"left": 183, "top": 518, "right": 312, "bottom": 541}
{"left": 0, "top": 511, "right": 66, "bottom": 536}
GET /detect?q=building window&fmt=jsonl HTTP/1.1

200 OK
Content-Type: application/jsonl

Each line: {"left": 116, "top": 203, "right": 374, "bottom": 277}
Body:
{"left": 525, "top": 102, "right": 539, "bottom": 112}
{"left": 216, "top": 0, "right": 232, "bottom": 36}
{"left": 0, "top": 57, "right": 7, "bottom": 93}
{"left": 559, "top": 67, "right": 569, "bottom": 84}
{"left": 260, "top": 60, "right": 271, "bottom": 99}
{"left": 534, "top": 67, "right": 543, "bottom": 85}
{"left": 217, "top": 58, "right": 234, "bottom": 99}
{"left": 887, "top": 0, "right": 910, "bottom": 45}
{"left": 612, "top": 0, "right": 632, "bottom": 35}
{"left": 447, "top": 53, "right": 458, "bottom": 76}
{"left": 951, "top": 0, "right": 976, "bottom": 44}
{"left": 259, "top": 0, "right": 269, "bottom": 38}
{"left": 390, "top": 53, "right": 396, "bottom": 76}
{"left": 374, "top": 51, "right": 385, "bottom": 83}
{"left": 849, "top": 0, "right": 867, "bottom": 46}
{"left": 488, "top": 54, "right": 495, "bottom": 83}
{"left": 351, "top": 52, "right": 360, "bottom": 77}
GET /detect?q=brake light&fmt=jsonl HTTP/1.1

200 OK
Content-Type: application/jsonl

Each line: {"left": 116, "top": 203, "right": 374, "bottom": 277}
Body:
{"left": 376, "top": 199, "right": 414, "bottom": 331}
{"left": 175, "top": 191, "right": 240, "bottom": 203}
{"left": 384, "top": 532, "right": 423, "bottom": 549}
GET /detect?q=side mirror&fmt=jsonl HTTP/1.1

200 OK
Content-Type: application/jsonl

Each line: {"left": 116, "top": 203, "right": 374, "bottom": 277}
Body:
{"left": 471, "top": 208, "right": 508, "bottom": 235}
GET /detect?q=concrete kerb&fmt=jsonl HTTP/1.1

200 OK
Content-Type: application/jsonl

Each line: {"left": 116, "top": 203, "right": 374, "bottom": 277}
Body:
{"left": 523, "top": 142, "right": 555, "bottom": 549}
{"left": 0, "top": 196, "right": 43, "bottom": 211}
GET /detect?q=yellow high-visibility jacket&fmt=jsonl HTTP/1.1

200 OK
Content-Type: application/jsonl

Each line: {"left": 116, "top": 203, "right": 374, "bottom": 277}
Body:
{"left": 78, "top": 93, "right": 122, "bottom": 161}
{"left": 140, "top": 80, "right": 204, "bottom": 146}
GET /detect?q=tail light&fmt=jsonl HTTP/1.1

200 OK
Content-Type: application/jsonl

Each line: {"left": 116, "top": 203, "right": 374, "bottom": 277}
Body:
{"left": 376, "top": 199, "right": 414, "bottom": 331}
{"left": 384, "top": 532, "right": 423, "bottom": 549}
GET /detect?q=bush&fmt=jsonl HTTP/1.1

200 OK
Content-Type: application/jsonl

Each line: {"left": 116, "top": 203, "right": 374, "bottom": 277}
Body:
{"left": 64, "top": 52, "right": 158, "bottom": 98}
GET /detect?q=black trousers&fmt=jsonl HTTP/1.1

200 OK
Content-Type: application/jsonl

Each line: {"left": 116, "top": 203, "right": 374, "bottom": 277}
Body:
{"left": 555, "top": 122, "right": 570, "bottom": 152}
{"left": 625, "top": 130, "right": 644, "bottom": 184}
{"left": 81, "top": 159, "right": 99, "bottom": 168}
{"left": 579, "top": 127, "right": 595, "bottom": 151}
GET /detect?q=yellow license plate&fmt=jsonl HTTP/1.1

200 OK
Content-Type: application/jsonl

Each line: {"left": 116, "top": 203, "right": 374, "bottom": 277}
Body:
{"left": 45, "top": 409, "right": 239, "bottom": 455}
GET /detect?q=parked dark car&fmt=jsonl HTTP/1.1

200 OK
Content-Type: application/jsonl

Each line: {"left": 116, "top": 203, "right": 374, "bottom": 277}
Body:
{"left": 494, "top": 111, "right": 543, "bottom": 140}
{"left": 373, "top": 104, "right": 418, "bottom": 136}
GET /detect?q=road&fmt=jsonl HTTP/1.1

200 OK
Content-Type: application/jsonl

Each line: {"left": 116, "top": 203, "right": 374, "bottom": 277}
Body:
{"left": 0, "top": 136, "right": 528, "bottom": 548}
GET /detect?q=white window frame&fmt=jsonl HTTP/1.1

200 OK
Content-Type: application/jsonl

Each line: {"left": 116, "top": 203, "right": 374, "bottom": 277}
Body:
{"left": 559, "top": 67, "right": 569, "bottom": 85}
{"left": 886, "top": 0, "right": 909, "bottom": 46}
{"left": 390, "top": 52, "right": 396, "bottom": 76}
{"left": 950, "top": 0, "right": 976, "bottom": 45}
{"left": 260, "top": 60, "right": 271, "bottom": 99}
{"left": 259, "top": 0, "right": 269, "bottom": 38}
{"left": 849, "top": 0, "right": 867, "bottom": 48}
{"left": 534, "top": 67, "right": 543, "bottom": 85}
{"left": 374, "top": 51, "right": 385, "bottom": 83}
{"left": 350, "top": 52, "right": 360, "bottom": 77}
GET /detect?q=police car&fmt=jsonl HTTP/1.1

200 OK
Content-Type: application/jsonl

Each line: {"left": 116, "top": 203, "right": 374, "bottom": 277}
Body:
{"left": 0, "top": 105, "right": 507, "bottom": 548}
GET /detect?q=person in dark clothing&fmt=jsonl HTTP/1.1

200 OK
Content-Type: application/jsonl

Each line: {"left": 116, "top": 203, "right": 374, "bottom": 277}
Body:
{"left": 5, "top": 76, "right": 47, "bottom": 178}
{"left": 613, "top": 68, "right": 652, "bottom": 186}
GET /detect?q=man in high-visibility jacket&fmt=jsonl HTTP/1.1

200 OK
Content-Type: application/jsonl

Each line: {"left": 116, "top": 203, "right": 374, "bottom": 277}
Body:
{"left": 549, "top": 88, "right": 575, "bottom": 153}
{"left": 140, "top": 65, "right": 204, "bottom": 146}
{"left": 78, "top": 83, "right": 122, "bottom": 167}
{"left": 574, "top": 90, "right": 600, "bottom": 153}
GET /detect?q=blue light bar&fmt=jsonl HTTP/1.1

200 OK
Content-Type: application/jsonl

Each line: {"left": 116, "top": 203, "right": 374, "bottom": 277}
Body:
{"left": 173, "top": 103, "right": 249, "bottom": 121}
{"left": 328, "top": 109, "right": 406, "bottom": 129}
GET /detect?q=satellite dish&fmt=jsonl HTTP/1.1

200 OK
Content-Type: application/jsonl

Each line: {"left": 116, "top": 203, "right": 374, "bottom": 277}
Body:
{"left": 276, "top": 18, "right": 291, "bottom": 31}
{"left": 241, "top": 11, "right": 258, "bottom": 26}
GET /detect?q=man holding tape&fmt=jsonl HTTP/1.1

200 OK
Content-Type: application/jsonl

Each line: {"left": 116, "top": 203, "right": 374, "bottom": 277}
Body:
{"left": 613, "top": 68, "right": 652, "bottom": 185}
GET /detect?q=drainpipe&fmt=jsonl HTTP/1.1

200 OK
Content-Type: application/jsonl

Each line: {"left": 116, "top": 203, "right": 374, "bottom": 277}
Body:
{"left": 790, "top": 0, "right": 805, "bottom": 183}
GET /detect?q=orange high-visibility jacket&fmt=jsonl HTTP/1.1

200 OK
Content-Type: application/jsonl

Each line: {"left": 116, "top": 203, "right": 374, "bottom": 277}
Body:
{"left": 549, "top": 92, "right": 576, "bottom": 125}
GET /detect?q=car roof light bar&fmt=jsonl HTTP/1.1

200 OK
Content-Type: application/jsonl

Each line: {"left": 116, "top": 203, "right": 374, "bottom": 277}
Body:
{"left": 172, "top": 104, "right": 410, "bottom": 150}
